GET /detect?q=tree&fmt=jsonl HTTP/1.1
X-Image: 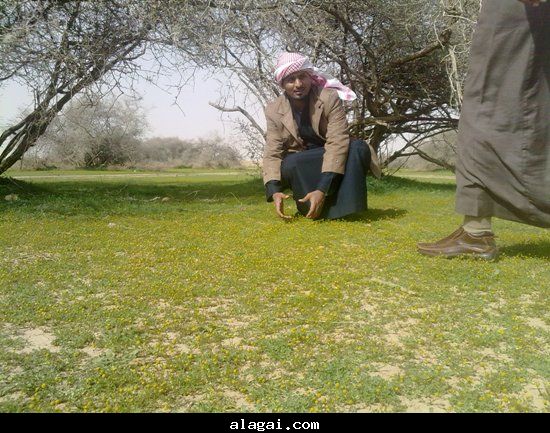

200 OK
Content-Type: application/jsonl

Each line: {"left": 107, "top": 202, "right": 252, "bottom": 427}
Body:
{"left": 1, "top": 0, "right": 481, "bottom": 174}
{"left": 137, "top": 136, "right": 242, "bottom": 169}
{"left": 41, "top": 96, "right": 146, "bottom": 168}
{"left": 0, "top": 0, "right": 218, "bottom": 174}
{"left": 0, "top": 1, "right": 145, "bottom": 172}
{"left": 190, "top": 0, "right": 481, "bottom": 170}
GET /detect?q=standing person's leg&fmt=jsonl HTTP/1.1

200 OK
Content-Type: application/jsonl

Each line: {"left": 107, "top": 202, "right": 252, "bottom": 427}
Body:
{"left": 462, "top": 216, "right": 493, "bottom": 235}
{"left": 418, "top": 0, "right": 550, "bottom": 259}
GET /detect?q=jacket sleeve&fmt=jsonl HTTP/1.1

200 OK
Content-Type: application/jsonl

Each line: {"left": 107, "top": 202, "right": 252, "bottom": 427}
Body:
{"left": 321, "top": 91, "right": 350, "bottom": 175}
{"left": 262, "top": 107, "right": 285, "bottom": 184}
{"left": 316, "top": 171, "right": 343, "bottom": 196}
{"left": 265, "top": 180, "right": 282, "bottom": 202}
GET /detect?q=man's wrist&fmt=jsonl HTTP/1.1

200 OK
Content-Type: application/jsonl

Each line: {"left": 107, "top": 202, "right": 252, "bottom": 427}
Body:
{"left": 265, "top": 180, "right": 283, "bottom": 202}
{"left": 315, "top": 190, "right": 326, "bottom": 197}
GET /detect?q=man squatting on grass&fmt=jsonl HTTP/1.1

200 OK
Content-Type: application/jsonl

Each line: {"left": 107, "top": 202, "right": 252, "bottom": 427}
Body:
{"left": 418, "top": 0, "right": 550, "bottom": 260}
{"left": 262, "top": 52, "right": 381, "bottom": 220}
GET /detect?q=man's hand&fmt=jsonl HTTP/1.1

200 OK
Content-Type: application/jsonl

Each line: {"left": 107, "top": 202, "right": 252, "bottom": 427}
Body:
{"left": 298, "top": 190, "right": 326, "bottom": 219}
{"left": 272, "top": 192, "right": 292, "bottom": 220}
{"left": 519, "top": 0, "right": 544, "bottom": 6}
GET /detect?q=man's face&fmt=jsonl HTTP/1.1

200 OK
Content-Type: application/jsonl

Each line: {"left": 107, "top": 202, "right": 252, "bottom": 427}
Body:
{"left": 282, "top": 71, "right": 312, "bottom": 100}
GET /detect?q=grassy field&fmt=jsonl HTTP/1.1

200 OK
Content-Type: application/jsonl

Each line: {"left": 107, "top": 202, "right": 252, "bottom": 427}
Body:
{"left": 0, "top": 168, "right": 548, "bottom": 413}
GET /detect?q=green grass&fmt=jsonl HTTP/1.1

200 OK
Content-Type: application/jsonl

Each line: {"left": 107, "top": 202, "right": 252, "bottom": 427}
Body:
{"left": 0, "top": 168, "right": 548, "bottom": 413}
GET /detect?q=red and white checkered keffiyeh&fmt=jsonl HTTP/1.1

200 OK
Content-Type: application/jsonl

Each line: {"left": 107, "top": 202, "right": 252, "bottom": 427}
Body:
{"left": 274, "top": 52, "right": 357, "bottom": 102}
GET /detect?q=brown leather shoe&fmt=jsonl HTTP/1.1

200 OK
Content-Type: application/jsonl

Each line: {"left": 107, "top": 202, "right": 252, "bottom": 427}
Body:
{"left": 417, "top": 227, "right": 498, "bottom": 260}
{"left": 417, "top": 227, "right": 465, "bottom": 249}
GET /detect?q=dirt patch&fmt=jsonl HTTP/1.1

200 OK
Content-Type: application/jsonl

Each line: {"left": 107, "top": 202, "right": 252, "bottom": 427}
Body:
{"left": 174, "top": 393, "right": 208, "bottom": 412}
{"left": 266, "top": 368, "right": 287, "bottom": 380}
{"left": 399, "top": 396, "right": 452, "bottom": 413}
{"left": 240, "top": 372, "right": 256, "bottom": 382}
{"left": 369, "top": 363, "right": 403, "bottom": 380}
{"left": 16, "top": 327, "right": 60, "bottom": 354}
{"left": 445, "top": 377, "right": 461, "bottom": 389}
{"left": 151, "top": 331, "right": 177, "bottom": 345}
{"left": 381, "top": 318, "right": 419, "bottom": 349}
{"left": 165, "top": 332, "right": 179, "bottom": 341}
{"left": 238, "top": 362, "right": 259, "bottom": 382}
{"left": 518, "top": 378, "right": 548, "bottom": 411}
{"left": 259, "top": 358, "right": 283, "bottom": 370}
{"left": 360, "top": 298, "right": 378, "bottom": 315}
{"left": 518, "top": 294, "right": 536, "bottom": 305}
{"left": 382, "top": 333, "right": 405, "bottom": 349}
{"left": 148, "top": 332, "right": 202, "bottom": 356}
{"left": 221, "top": 337, "right": 255, "bottom": 351}
{"left": 483, "top": 299, "right": 507, "bottom": 317}
{"left": 325, "top": 328, "right": 357, "bottom": 344}
{"left": 414, "top": 349, "right": 441, "bottom": 367}
{"left": 200, "top": 298, "right": 237, "bottom": 310}
{"left": 222, "top": 389, "right": 256, "bottom": 411}
{"left": 370, "top": 277, "right": 416, "bottom": 296}
{"left": 0, "top": 391, "right": 27, "bottom": 404}
{"left": 173, "top": 343, "right": 202, "bottom": 355}
{"left": 478, "top": 347, "right": 513, "bottom": 363}
{"left": 78, "top": 277, "right": 94, "bottom": 287}
{"left": 222, "top": 336, "right": 243, "bottom": 347}
{"left": 154, "top": 299, "right": 186, "bottom": 314}
{"left": 471, "top": 361, "right": 498, "bottom": 380}
{"left": 3, "top": 250, "right": 59, "bottom": 268}
{"left": 294, "top": 387, "right": 314, "bottom": 396}
{"left": 81, "top": 346, "right": 107, "bottom": 358}
{"left": 225, "top": 318, "right": 250, "bottom": 329}
{"left": 202, "top": 305, "right": 224, "bottom": 313}
{"left": 173, "top": 343, "right": 191, "bottom": 353}
{"left": 524, "top": 317, "right": 549, "bottom": 332}
{"left": 355, "top": 403, "right": 391, "bottom": 413}
{"left": 5, "top": 366, "right": 24, "bottom": 378}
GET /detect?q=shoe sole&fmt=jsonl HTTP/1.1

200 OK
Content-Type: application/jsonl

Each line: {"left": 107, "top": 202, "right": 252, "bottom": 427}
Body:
{"left": 417, "top": 248, "right": 498, "bottom": 261}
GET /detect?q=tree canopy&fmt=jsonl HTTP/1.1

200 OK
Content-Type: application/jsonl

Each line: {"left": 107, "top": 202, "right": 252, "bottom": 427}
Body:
{"left": 0, "top": 0, "right": 480, "bottom": 174}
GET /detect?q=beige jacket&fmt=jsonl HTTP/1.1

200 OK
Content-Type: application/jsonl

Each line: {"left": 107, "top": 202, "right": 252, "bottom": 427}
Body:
{"left": 262, "top": 86, "right": 350, "bottom": 184}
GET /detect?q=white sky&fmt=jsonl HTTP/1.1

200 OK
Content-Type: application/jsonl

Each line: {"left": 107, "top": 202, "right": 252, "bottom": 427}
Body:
{"left": 0, "top": 68, "right": 264, "bottom": 151}
{"left": 0, "top": 67, "right": 407, "bottom": 157}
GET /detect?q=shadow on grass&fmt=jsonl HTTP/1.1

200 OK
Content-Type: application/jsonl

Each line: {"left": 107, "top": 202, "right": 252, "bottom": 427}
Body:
{"left": 340, "top": 207, "right": 407, "bottom": 223}
{"left": 370, "top": 175, "right": 455, "bottom": 194}
{"left": 500, "top": 240, "right": 550, "bottom": 259}
{"left": 0, "top": 173, "right": 449, "bottom": 217}
{"left": 0, "top": 177, "right": 264, "bottom": 199}
{"left": 0, "top": 176, "right": 266, "bottom": 216}
{"left": 0, "top": 176, "right": 29, "bottom": 189}
{"left": 290, "top": 207, "right": 407, "bottom": 224}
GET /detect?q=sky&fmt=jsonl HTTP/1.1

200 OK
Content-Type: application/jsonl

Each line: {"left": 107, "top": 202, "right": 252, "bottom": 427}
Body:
{"left": 0, "top": 66, "right": 407, "bottom": 158}
{"left": 0, "top": 68, "right": 264, "bottom": 151}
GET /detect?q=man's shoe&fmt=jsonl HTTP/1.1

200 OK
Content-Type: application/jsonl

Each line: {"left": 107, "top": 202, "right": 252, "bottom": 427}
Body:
{"left": 367, "top": 143, "right": 382, "bottom": 179}
{"left": 417, "top": 226, "right": 466, "bottom": 249}
{"left": 417, "top": 227, "right": 498, "bottom": 260}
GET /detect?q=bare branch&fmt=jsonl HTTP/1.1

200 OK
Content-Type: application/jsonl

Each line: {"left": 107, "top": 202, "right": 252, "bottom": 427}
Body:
{"left": 208, "top": 102, "right": 265, "bottom": 137}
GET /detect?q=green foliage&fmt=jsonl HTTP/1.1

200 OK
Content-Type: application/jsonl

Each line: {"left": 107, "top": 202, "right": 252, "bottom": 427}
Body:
{"left": 0, "top": 169, "right": 548, "bottom": 412}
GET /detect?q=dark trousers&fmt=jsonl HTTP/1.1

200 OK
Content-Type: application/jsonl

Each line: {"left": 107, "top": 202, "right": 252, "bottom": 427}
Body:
{"left": 280, "top": 139, "right": 371, "bottom": 219}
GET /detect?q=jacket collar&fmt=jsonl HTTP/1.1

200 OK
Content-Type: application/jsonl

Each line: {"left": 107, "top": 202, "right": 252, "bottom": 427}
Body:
{"left": 309, "top": 86, "right": 323, "bottom": 137}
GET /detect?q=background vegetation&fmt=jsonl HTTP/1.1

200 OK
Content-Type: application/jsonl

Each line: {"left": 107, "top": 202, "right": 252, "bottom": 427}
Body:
{"left": 21, "top": 97, "right": 243, "bottom": 171}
